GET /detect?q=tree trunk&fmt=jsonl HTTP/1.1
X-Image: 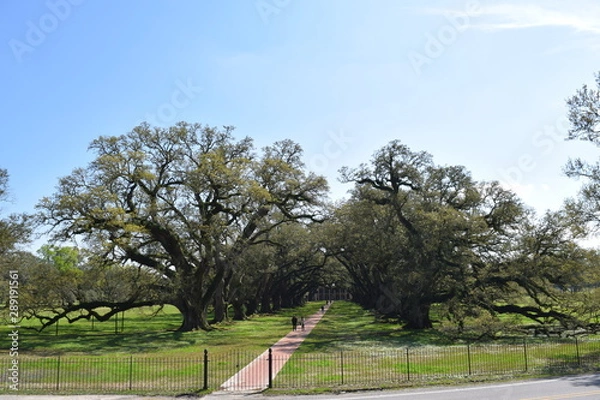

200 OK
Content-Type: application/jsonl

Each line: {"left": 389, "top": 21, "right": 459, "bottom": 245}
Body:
{"left": 402, "top": 303, "right": 433, "bottom": 329}
{"left": 212, "top": 281, "right": 226, "bottom": 324}
{"left": 260, "top": 288, "right": 272, "bottom": 313}
{"left": 232, "top": 300, "right": 246, "bottom": 320}
{"left": 272, "top": 293, "right": 282, "bottom": 311}
{"left": 175, "top": 301, "right": 211, "bottom": 331}
{"left": 281, "top": 293, "right": 293, "bottom": 308}
{"left": 246, "top": 298, "right": 258, "bottom": 316}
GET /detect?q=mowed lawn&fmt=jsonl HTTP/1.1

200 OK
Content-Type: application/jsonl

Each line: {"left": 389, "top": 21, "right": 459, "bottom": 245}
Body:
{"left": 3, "top": 301, "right": 600, "bottom": 393}
{"left": 274, "top": 302, "right": 600, "bottom": 389}
{"left": 9, "top": 301, "right": 326, "bottom": 357}
{"left": 7, "top": 300, "right": 600, "bottom": 357}
{"left": 2, "top": 301, "right": 325, "bottom": 393}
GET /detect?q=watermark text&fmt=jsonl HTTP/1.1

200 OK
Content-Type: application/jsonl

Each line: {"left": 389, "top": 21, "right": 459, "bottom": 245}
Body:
{"left": 7, "top": 270, "right": 19, "bottom": 390}
{"left": 9, "top": 0, "right": 84, "bottom": 63}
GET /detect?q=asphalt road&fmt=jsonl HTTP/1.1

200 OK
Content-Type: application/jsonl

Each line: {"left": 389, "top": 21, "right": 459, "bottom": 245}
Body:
{"left": 3, "top": 374, "right": 600, "bottom": 399}
{"left": 207, "top": 373, "right": 600, "bottom": 399}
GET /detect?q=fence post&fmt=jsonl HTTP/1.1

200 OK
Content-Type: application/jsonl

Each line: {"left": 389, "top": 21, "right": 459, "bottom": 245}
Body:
{"left": 523, "top": 340, "right": 528, "bottom": 372}
{"left": 467, "top": 344, "right": 472, "bottom": 376}
{"left": 129, "top": 355, "right": 133, "bottom": 390}
{"left": 203, "top": 349, "right": 208, "bottom": 390}
{"left": 340, "top": 350, "right": 344, "bottom": 385}
{"left": 56, "top": 356, "right": 61, "bottom": 391}
{"left": 575, "top": 337, "right": 581, "bottom": 366}
{"left": 406, "top": 347, "right": 410, "bottom": 381}
{"left": 268, "top": 348, "right": 273, "bottom": 389}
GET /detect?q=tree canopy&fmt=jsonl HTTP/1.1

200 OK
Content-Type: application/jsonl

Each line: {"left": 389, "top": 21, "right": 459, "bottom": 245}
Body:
{"left": 331, "top": 141, "right": 591, "bottom": 329}
{"left": 24, "top": 112, "right": 600, "bottom": 333}
{"left": 565, "top": 72, "right": 600, "bottom": 230}
{"left": 37, "top": 122, "right": 328, "bottom": 331}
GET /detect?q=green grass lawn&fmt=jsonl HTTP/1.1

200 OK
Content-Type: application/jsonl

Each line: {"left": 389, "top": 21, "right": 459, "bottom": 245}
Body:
{"left": 296, "top": 301, "right": 456, "bottom": 353}
{"left": 274, "top": 302, "right": 600, "bottom": 389}
{"left": 3, "top": 300, "right": 600, "bottom": 394}
{"left": 8, "top": 302, "right": 323, "bottom": 356}
{"left": 1, "top": 302, "right": 324, "bottom": 393}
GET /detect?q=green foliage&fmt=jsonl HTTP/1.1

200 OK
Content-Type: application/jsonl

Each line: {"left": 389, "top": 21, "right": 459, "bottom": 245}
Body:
{"left": 36, "top": 123, "right": 329, "bottom": 331}
{"left": 332, "top": 140, "right": 593, "bottom": 330}
{"left": 230, "top": 221, "right": 344, "bottom": 317}
{"left": 0, "top": 169, "right": 30, "bottom": 257}
{"left": 38, "top": 245, "right": 81, "bottom": 275}
{"left": 564, "top": 72, "right": 600, "bottom": 237}
{"left": 8, "top": 244, "right": 166, "bottom": 331}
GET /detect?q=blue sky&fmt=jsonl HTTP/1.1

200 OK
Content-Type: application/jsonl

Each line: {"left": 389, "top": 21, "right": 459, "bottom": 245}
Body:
{"left": 2, "top": 0, "right": 600, "bottom": 233}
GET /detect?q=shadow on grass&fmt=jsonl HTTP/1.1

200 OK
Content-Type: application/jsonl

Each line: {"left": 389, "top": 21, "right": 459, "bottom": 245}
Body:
{"left": 15, "top": 302, "right": 326, "bottom": 356}
{"left": 299, "top": 302, "right": 455, "bottom": 352}
{"left": 19, "top": 330, "right": 201, "bottom": 356}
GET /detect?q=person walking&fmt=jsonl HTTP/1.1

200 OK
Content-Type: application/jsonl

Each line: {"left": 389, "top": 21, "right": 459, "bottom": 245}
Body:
{"left": 291, "top": 315, "right": 298, "bottom": 331}
{"left": 300, "top": 316, "right": 305, "bottom": 331}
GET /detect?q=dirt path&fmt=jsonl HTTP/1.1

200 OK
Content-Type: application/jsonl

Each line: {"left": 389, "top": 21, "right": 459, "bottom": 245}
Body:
{"left": 215, "top": 303, "right": 331, "bottom": 393}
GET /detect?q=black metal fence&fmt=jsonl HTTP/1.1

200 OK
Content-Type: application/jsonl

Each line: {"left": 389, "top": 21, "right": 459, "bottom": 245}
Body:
{"left": 2, "top": 339, "right": 600, "bottom": 393}
{"left": 275, "top": 339, "right": 600, "bottom": 388}
{"left": 1, "top": 356, "right": 204, "bottom": 393}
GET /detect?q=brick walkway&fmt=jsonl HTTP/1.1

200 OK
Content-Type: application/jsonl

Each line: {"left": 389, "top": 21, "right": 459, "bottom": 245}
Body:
{"left": 216, "top": 303, "right": 331, "bottom": 393}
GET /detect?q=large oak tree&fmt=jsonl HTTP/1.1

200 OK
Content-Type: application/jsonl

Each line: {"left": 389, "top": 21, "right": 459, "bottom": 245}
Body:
{"left": 38, "top": 122, "right": 328, "bottom": 331}
{"left": 333, "top": 141, "right": 590, "bottom": 329}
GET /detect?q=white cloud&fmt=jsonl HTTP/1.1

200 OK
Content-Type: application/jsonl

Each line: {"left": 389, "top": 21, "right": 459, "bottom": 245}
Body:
{"left": 543, "top": 36, "right": 600, "bottom": 54}
{"left": 473, "top": 3, "right": 600, "bottom": 34}
{"left": 418, "top": 2, "right": 600, "bottom": 35}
